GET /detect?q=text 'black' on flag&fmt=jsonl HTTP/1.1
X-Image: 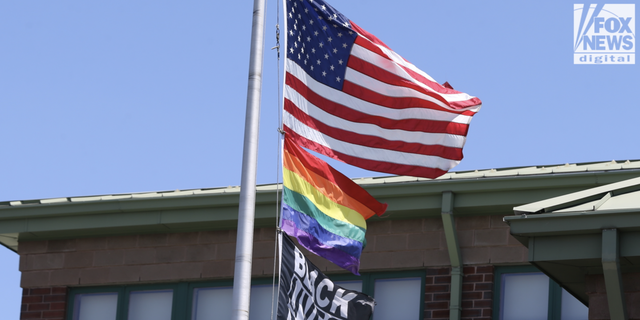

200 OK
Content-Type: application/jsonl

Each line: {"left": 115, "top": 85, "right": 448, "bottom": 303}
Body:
{"left": 277, "top": 234, "right": 375, "bottom": 320}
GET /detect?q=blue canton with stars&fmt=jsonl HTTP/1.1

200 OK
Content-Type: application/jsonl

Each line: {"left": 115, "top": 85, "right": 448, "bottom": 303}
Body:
{"left": 286, "top": 0, "right": 357, "bottom": 90}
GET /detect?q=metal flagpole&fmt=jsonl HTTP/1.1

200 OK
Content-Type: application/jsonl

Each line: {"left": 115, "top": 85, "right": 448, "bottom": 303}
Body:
{"left": 232, "top": 0, "right": 267, "bottom": 318}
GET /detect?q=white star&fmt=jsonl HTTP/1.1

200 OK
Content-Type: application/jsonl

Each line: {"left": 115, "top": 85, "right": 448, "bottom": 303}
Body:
{"left": 321, "top": 5, "right": 326, "bottom": 10}
{"left": 305, "top": 8, "right": 308, "bottom": 13}
{"left": 311, "top": 65, "right": 314, "bottom": 70}
{"left": 333, "top": 24, "right": 338, "bottom": 28}
{"left": 311, "top": 48, "right": 316, "bottom": 53}
{"left": 307, "top": 36, "right": 311, "bottom": 42}
{"left": 317, "top": 59, "right": 321, "bottom": 65}
{"left": 294, "top": 42, "right": 298, "bottom": 48}
{"left": 328, "top": 16, "right": 333, "bottom": 21}
{"left": 314, "top": 31, "right": 319, "bottom": 36}
{"left": 348, "top": 30, "right": 353, "bottom": 35}
{"left": 289, "top": 30, "right": 294, "bottom": 36}
{"left": 327, "top": 36, "right": 332, "bottom": 42}
{"left": 309, "top": 20, "right": 314, "bottom": 25}
{"left": 294, "top": 2, "right": 297, "bottom": 6}
{"left": 290, "top": 47, "right": 294, "bottom": 53}
{"left": 302, "top": 25, "right": 306, "bottom": 31}
{"left": 344, "top": 22, "right": 350, "bottom": 28}
{"left": 330, "top": 65, "right": 335, "bottom": 70}
{"left": 318, "top": 16, "right": 323, "bottom": 20}
{"left": 298, "top": 53, "right": 301, "bottom": 59}
{"left": 342, "top": 43, "right": 347, "bottom": 48}
{"left": 289, "top": 12, "right": 293, "bottom": 18}
{"left": 319, "top": 42, "right": 324, "bottom": 48}
{"left": 322, "top": 26, "right": 327, "bottom": 31}
{"left": 304, "top": 59, "right": 307, "bottom": 64}
{"left": 322, "top": 71, "right": 327, "bottom": 76}
{"left": 298, "top": 14, "right": 301, "bottom": 19}
{"left": 332, "top": 48, "right": 337, "bottom": 53}
{"left": 336, "top": 76, "right": 341, "bottom": 82}
{"left": 324, "top": 54, "right": 329, "bottom": 59}
{"left": 338, "top": 59, "right": 343, "bottom": 65}
{"left": 301, "top": 47, "right": 305, "bottom": 53}
{"left": 337, "top": 32, "right": 342, "bottom": 37}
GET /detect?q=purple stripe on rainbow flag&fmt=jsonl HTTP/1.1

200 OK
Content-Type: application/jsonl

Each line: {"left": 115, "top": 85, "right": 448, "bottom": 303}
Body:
{"left": 281, "top": 207, "right": 361, "bottom": 275}
{"left": 281, "top": 203, "right": 363, "bottom": 258}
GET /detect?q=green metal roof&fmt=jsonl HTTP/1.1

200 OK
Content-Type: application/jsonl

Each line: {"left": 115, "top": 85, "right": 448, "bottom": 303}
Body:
{"left": 513, "top": 176, "right": 640, "bottom": 215}
{"left": 3, "top": 160, "right": 639, "bottom": 208}
{"left": 505, "top": 175, "right": 640, "bottom": 306}
{"left": 2, "top": 160, "right": 640, "bottom": 253}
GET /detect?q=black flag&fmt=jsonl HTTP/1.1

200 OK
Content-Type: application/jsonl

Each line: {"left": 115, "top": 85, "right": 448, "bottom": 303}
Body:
{"left": 277, "top": 234, "right": 375, "bottom": 320}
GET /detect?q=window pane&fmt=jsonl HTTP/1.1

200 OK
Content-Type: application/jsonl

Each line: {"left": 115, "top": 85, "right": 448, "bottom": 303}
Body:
{"left": 192, "top": 287, "right": 233, "bottom": 320}
{"left": 372, "top": 277, "right": 421, "bottom": 320}
{"left": 501, "top": 273, "right": 549, "bottom": 320}
{"left": 561, "top": 289, "right": 588, "bottom": 320}
{"left": 74, "top": 292, "right": 118, "bottom": 320}
{"left": 128, "top": 289, "right": 173, "bottom": 320}
{"left": 334, "top": 280, "right": 363, "bottom": 292}
{"left": 250, "top": 284, "right": 277, "bottom": 320}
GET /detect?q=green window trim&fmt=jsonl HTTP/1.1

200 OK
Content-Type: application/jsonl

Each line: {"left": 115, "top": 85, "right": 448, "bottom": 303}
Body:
{"left": 67, "top": 271, "right": 426, "bottom": 320}
{"left": 328, "top": 270, "right": 426, "bottom": 320}
{"left": 67, "top": 285, "right": 123, "bottom": 320}
{"left": 492, "top": 265, "right": 564, "bottom": 320}
{"left": 67, "top": 283, "right": 189, "bottom": 320}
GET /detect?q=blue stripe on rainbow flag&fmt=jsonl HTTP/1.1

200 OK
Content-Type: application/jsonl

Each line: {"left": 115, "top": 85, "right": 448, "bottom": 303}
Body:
{"left": 281, "top": 204, "right": 361, "bottom": 275}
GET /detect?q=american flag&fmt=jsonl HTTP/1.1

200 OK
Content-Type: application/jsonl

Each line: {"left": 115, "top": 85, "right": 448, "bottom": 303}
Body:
{"left": 283, "top": 0, "right": 482, "bottom": 179}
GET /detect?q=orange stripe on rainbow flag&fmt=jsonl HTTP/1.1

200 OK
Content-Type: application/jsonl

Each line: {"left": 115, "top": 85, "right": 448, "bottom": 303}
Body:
{"left": 283, "top": 137, "right": 387, "bottom": 218}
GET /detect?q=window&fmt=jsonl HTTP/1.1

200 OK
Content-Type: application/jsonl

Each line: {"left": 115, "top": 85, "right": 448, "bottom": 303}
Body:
{"left": 371, "top": 277, "right": 422, "bottom": 320}
{"left": 190, "top": 284, "right": 233, "bottom": 320}
{"left": 69, "top": 284, "right": 187, "bottom": 320}
{"left": 493, "top": 266, "right": 588, "bottom": 320}
{"left": 127, "top": 289, "right": 174, "bottom": 320}
{"left": 332, "top": 271, "right": 426, "bottom": 320}
{"left": 68, "top": 271, "right": 425, "bottom": 320}
{"left": 187, "top": 279, "right": 276, "bottom": 320}
{"left": 72, "top": 292, "right": 118, "bottom": 320}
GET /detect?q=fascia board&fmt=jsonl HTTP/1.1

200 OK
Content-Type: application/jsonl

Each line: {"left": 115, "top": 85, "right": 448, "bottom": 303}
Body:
{"left": 529, "top": 234, "right": 603, "bottom": 261}
{"left": 505, "top": 209, "right": 640, "bottom": 237}
{"left": 0, "top": 192, "right": 242, "bottom": 220}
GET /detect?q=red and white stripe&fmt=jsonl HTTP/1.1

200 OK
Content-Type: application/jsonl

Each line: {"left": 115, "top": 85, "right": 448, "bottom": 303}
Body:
{"left": 283, "top": 21, "right": 482, "bottom": 179}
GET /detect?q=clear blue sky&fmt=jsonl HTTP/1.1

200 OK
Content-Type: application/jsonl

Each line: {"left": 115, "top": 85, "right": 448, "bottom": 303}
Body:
{"left": 1, "top": 1, "right": 637, "bottom": 318}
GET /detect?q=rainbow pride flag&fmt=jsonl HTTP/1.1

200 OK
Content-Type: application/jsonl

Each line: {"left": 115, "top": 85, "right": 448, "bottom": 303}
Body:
{"left": 281, "top": 137, "right": 387, "bottom": 275}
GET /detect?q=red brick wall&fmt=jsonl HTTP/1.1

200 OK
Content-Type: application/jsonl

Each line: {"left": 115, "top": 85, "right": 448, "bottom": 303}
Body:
{"left": 586, "top": 273, "right": 640, "bottom": 320}
{"left": 21, "top": 287, "right": 67, "bottom": 320}
{"left": 424, "top": 266, "right": 494, "bottom": 320}
{"left": 424, "top": 267, "right": 452, "bottom": 319}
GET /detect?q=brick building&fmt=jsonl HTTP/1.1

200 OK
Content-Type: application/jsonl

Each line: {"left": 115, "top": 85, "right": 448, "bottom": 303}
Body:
{"left": 1, "top": 160, "right": 639, "bottom": 320}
